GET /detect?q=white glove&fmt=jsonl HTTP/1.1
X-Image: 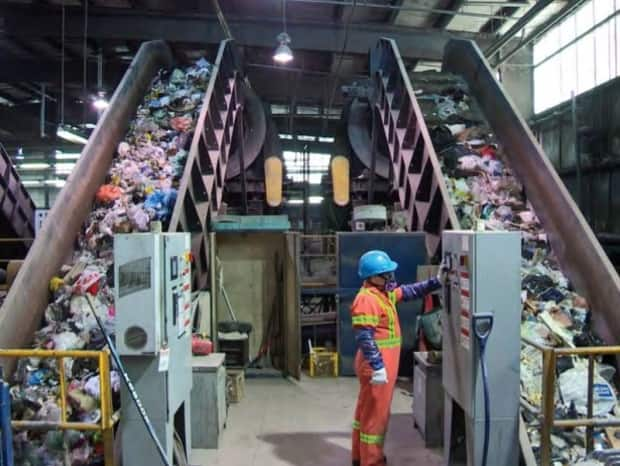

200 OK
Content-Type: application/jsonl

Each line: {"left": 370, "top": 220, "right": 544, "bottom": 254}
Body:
{"left": 371, "top": 367, "right": 388, "bottom": 385}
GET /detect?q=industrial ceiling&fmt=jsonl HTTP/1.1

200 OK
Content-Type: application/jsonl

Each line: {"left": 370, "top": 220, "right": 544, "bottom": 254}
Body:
{"left": 0, "top": 0, "right": 571, "bottom": 153}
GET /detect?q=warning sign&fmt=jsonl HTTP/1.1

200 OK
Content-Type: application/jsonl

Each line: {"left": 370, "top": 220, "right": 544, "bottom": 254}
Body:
{"left": 460, "top": 326, "right": 470, "bottom": 350}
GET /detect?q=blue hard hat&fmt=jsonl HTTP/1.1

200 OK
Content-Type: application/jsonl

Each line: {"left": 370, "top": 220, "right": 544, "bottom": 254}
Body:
{"left": 358, "top": 250, "right": 398, "bottom": 279}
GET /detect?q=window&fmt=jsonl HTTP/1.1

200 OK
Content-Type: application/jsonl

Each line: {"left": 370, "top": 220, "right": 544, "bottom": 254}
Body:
{"left": 533, "top": 0, "right": 620, "bottom": 113}
{"left": 283, "top": 151, "right": 331, "bottom": 185}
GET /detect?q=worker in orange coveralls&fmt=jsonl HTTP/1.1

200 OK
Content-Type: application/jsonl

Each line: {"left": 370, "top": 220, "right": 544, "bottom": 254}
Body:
{"left": 351, "top": 250, "right": 445, "bottom": 466}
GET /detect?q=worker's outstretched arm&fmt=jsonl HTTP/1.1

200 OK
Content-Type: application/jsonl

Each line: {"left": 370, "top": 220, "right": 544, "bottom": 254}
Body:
{"left": 399, "top": 277, "right": 441, "bottom": 302}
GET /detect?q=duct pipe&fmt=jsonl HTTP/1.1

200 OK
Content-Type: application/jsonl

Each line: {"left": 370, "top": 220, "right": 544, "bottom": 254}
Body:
{"left": 0, "top": 41, "right": 173, "bottom": 366}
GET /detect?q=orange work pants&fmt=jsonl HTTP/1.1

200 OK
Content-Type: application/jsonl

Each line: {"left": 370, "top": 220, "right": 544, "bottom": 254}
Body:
{"left": 352, "top": 346, "right": 400, "bottom": 466}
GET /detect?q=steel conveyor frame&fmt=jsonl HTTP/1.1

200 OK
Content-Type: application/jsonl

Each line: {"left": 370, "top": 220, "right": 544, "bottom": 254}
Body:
{"left": 368, "top": 37, "right": 620, "bottom": 346}
{"left": 0, "top": 39, "right": 249, "bottom": 363}
{"left": 369, "top": 38, "right": 460, "bottom": 256}
{"left": 168, "top": 39, "right": 245, "bottom": 290}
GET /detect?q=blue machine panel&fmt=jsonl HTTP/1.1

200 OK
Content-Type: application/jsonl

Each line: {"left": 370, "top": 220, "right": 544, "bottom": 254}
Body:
{"left": 337, "top": 232, "right": 428, "bottom": 376}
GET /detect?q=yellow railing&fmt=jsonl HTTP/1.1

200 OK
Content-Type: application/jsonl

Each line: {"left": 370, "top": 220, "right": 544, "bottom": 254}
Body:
{"left": 0, "top": 349, "right": 115, "bottom": 466}
{"left": 522, "top": 338, "right": 620, "bottom": 465}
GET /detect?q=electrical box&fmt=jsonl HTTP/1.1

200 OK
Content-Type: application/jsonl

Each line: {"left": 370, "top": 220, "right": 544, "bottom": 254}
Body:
{"left": 442, "top": 231, "right": 521, "bottom": 466}
{"left": 114, "top": 233, "right": 193, "bottom": 465}
{"left": 115, "top": 233, "right": 192, "bottom": 355}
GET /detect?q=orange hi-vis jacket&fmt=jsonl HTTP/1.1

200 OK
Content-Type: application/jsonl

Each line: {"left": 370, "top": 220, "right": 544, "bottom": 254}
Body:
{"left": 351, "top": 283, "right": 404, "bottom": 350}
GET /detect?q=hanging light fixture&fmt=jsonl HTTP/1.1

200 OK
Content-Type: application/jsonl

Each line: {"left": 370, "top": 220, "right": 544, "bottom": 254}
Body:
{"left": 274, "top": 32, "right": 293, "bottom": 63}
{"left": 273, "top": 0, "right": 293, "bottom": 63}
{"left": 92, "top": 90, "right": 109, "bottom": 111}
{"left": 92, "top": 52, "right": 109, "bottom": 111}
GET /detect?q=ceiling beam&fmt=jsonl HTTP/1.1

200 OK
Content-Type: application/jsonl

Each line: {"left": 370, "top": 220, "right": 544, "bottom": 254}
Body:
{"left": 0, "top": 6, "right": 496, "bottom": 61}
{"left": 484, "top": 0, "right": 553, "bottom": 58}
{"left": 492, "top": 0, "right": 588, "bottom": 67}
{"left": 433, "top": 0, "right": 465, "bottom": 30}
{"left": 274, "top": 118, "right": 338, "bottom": 137}
{"left": 0, "top": 58, "right": 127, "bottom": 83}
{"left": 386, "top": 0, "right": 403, "bottom": 24}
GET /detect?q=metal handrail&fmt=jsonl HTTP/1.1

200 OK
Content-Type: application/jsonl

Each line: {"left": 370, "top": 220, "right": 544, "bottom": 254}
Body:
{"left": 0, "top": 349, "right": 115, "bottom": 466}
{"left": 521, "top": 338, "right": 620, "bottom": 465}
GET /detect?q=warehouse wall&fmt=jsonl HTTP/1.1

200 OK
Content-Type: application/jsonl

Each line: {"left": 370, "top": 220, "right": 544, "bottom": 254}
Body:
{"left": 215, "top": 232, "right": 297, "bottom": 370}
{"left": 499, "top": 46, "right": 534, "bottom": 119}
{"left": 532, "top": 76, "right": 620, "bottom": 235}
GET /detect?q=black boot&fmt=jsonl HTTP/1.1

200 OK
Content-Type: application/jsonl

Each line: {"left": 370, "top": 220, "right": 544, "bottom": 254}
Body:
{"left": 351, "top": 456, "right": 386, "bottom": 465}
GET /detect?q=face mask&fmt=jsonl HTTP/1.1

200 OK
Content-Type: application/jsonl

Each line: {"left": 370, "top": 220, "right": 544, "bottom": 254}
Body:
{"left": 381, "top": 272, "right": 398, "bottom": 292}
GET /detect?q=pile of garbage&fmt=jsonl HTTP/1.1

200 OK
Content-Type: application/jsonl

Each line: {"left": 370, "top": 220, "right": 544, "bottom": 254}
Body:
{"left": 10, "top": 58, "right": 212, "bottom": 465}
{"left": 413, "top": 71, "right": 617, "bottom": 465}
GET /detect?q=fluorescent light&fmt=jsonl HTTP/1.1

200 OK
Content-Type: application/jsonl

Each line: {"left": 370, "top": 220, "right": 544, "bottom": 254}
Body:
{"left": 22, "top": 180, "right": 43, "bottom": 187}
{"left": 19, "top": 163, "right": 50, "bottom": 170}
{"left": 43, "top": 179, "right": 66, "bottom": 188}
{"left": 318, "top": 137, "right": 335, "bottom": 143}
{"left": 279, "top": 134, "right": 293, "bottom": 140}
{"left": 308, "top": 196, "right": 324, "bottom": 204}
{"left": 83, "top": 123, "right": 96, "bottom": 129}
{"left": 54, "top": 162, "right": 75, "bottom": 175}
{"left": 56, "top": 125, "right": 88, "bottom": 145}
{"left": 55, "top": 152, "right": 81, "bottom": 160}
{"left": 273, "top": 32, "right": 293, "bottom": 64}
{"left": 287, "top": 199, "right": 304, "bottom": 205}
{"left": 297, "top": 135, "right": 315, "bottom": 142}
{"left": 54, "top": 163, "right": 75, "bottom": 170}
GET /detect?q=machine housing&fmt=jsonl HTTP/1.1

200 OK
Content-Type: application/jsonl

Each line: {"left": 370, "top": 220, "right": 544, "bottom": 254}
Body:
{"left": 442, "top": 230, "right": 521, "bottom": 466}
{"left": 114, "top": 232, "right": 193, "bottom": 465}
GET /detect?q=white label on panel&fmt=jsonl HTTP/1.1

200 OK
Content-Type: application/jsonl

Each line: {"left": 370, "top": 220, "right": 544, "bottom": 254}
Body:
{"left": 158, "top": 347, "right": 170, "bottom": 372}
{"left": 461, "top": 236, "right": 469, "bottom": 252}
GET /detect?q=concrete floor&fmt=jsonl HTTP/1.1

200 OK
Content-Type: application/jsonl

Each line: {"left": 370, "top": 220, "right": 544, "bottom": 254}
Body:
{"left": 191, "top": 376, "right": 442, "bottom": 466}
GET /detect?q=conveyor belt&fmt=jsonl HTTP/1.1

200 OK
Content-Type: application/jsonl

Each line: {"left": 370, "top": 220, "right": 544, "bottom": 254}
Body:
{"left": 0, "top": 141, "right": 36, "bottom": 260}
{"left": 367, "top": 37, "right": 620, "bottom": 347}
{"left": 0, "top": 39, "right": 249, "bottom": 361}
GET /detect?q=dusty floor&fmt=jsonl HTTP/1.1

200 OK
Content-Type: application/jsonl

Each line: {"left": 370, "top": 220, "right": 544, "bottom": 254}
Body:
{"left": 191, "top": 375, "right": 442, "bottom": 466}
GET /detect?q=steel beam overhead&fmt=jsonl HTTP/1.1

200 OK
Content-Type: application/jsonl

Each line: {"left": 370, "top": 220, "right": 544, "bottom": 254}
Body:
{"left": 484, "top": 0, "right": 553, "bottom": 58}
{"left": 492, "top": 0, "right": 589, "bottom": 67}
{"left": 0, "top": 59, "right": 126, "bottom": 83}
{"left": 433, "top": 0, "right": 466, "bottom": 30}
{"left": 0, "top": 7, "right": 496, "bottom": 61}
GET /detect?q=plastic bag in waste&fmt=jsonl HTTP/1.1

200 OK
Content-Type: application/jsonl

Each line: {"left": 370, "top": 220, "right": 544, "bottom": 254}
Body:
{"left": 95, "top": 184, "right": 122, "bottom": 204}
{"left": 52, "top": 332, "right": 85, "bottom": 351}
{"left": 145, "top": 189, "right": 177, "bottom": 222}
{"left": 559, "top": 366, "right": 617, "bottom": 416}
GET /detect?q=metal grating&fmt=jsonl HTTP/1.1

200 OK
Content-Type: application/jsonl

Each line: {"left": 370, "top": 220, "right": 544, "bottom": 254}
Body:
{"left": 168, "top": 39, "right": 243, "bottom": 289}
{"left": 369, "top": 38, "right": 459, "bottom": 258}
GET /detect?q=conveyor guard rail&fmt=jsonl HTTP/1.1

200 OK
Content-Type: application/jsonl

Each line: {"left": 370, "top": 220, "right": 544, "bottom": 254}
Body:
{"left": 522, "top": 338, "right": 620, "bottom": 465}
{"left": 0, "top": 349, "right": 115, "bottom": 466}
